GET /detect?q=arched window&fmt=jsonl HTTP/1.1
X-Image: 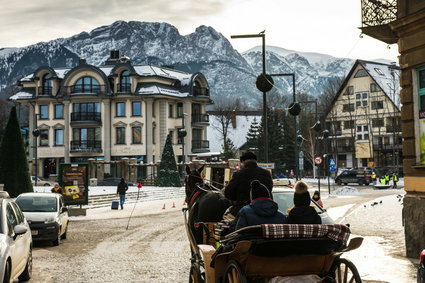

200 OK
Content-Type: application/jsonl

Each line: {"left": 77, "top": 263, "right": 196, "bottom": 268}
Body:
{"left": 120, "top": 70, "right": 131, "bottom": 92}
{"left": 73, "top": 76, "right": 100, "bottom": 94}
{"left": 42, "top": 73, "right": 52, "bottom": 95}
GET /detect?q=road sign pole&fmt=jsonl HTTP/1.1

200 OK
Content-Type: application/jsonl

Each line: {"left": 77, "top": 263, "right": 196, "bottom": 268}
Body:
{"left": 318, "top": 165, "right": 321, "bottom": 194}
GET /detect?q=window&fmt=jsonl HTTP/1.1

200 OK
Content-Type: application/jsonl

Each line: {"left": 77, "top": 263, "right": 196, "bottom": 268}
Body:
{"left": 40, "top": 129, "right": 49, "bottom": 146}
{"left": 344, "top": 120, "right": 354, "bottom": 129}
{"left": 152, "top": 124, "right": 156, "bottom": 144}
{"left": 418, "top": 67, "right": 425, "bottom": 164}
{"left": 42, "top": 73, "right": 52, "bottom": 95}
{"left": 116, "top": 102, "right": 125, "bottom": 117}
{"left": 119, "top": 70, "right": 131, "bottom": 92}
{"left": 74, "top": 76, "right": 100, "bottom": 93}
{"left": 356, "top": 125, "right": 369, "bottom": 140}
{"left": 116, "top": 127, "right": 125, "bottom": 144}
{"left": 39, "top": 105, "right": 49, "bottom": 119}
{"left": 370, "top": 83, "right": 380, "bottom": 92}
{"left": 356, "top": 92, "right": 368, "bottom": 107}
{"left": 169, "top": 130, "right": 174, "bottom": 144}
{"left": 342, "top": 104, "right": 354, "bottom": 112}
{"left": 132, "top": 127, "right": 142, "bottom": 144}
{"left": 73, "top": 102, "right": 100, "bottom": 113}
{"left": 354, "top": 69, "right": 368, "bottom": 78}
{"left": 54, "top": 129, "right": 64, "bottom": 145}
{"left": 374, "top": 68, "right": 384, "bottom": 76}
{"left": 72, "top": 128, "right": 101, "bottom": 148}
{"left": 344, "top": 86, "right": 354, "bottom": 95}
{"left": 372, "top": 119, "right": 384, "bottom": 128}
{"left": 132, "top": 102, "right": 141, "bottom": 116}
{"left": 177, "top": 103, "right": 183, "bottom": 118}
{"left": 11, "top": 202, "right": 25, "bottom": 224}
{"left": 169, "top": 104, "right": 174, "bottom": 118}
{"left": 371, "top": 101, "right": 384, "bottom": 110}
{"left": 6, "top": 204, "right": 17, "bottom": 236}
{"left": 54, "top": 104, "right": 64, "bottom": 119}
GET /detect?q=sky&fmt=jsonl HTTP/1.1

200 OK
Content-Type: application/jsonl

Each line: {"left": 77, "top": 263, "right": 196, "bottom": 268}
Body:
{"left": 0, "top": 0, "right": 399, "bottom": 61}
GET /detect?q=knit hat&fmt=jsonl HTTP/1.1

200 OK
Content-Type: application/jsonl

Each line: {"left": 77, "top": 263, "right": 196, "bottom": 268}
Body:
{"left": 240, "top": 151, "right": 257, "bottom": 162}
{"left": 250, "top": 180, "right": 271, "bottom": 201}
{"left": 293, "top": 181, "right": 311, "bottom": 207}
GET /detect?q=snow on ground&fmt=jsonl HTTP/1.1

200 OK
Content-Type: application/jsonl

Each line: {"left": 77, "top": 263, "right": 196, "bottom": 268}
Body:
{"left": 34, "top": 185, "right": 177, "bottom": 196}
{"left": 330, "top": 186, "right": 360, "bottom": 195}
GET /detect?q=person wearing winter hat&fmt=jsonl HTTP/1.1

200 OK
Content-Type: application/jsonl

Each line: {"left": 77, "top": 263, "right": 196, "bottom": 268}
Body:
{"left": 235, "top": 180, "right": 287, "bottom": 230}
{"left": 224, "top": 151, "right": 273, "bottom": 216}
{"left": 288, "top": 181, "right": 321, "bottom": 224}
{"left": 312, "top": 190, "right": 323, "bottom": 208}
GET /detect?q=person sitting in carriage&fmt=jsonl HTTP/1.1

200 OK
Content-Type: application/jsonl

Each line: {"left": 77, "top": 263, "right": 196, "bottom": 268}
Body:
{"left": 224, "top": 151, "right": 273, "bottom": 218}
{"left": 235, "top": 180, "right": 287, "bottom": 230}
{"left": 288, "top": 181, "right": 322, "bottom": 224}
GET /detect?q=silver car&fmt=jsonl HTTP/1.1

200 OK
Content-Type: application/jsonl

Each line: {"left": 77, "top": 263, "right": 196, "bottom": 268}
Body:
{"left": 0, "top": 198, "right": 33, "bottom": 282}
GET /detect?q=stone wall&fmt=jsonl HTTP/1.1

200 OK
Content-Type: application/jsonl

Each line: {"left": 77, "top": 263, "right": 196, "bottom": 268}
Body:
{"left": 403, "top": 195, "right": 425, "bottom": 257}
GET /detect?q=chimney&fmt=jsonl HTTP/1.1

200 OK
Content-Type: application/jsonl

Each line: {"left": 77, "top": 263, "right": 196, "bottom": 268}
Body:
{"left": 110, "top": 50, "right": 121, "bottom": 60}
{"left": 231, "top": 111, "right": 237, "bottom": 128}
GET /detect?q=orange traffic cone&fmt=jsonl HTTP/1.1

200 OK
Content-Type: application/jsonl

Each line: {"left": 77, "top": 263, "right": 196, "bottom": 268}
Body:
{"left": 162, "top": 203, "right": 166, "bottom": 210}
{"left": 172, "top": 202, "right": 176, "bottom": 208}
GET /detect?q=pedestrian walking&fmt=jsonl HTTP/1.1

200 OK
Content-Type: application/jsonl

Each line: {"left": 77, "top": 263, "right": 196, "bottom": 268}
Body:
{"left": 289, "top": 170, "right": 294, "bottom": 179}
{"left": 392, "top": 172, "right": 399, "bottom": 188}
{"left": 51, "top": 184, "right": 63, "bottom": 194}
{"left": 116, "top": 178, "right": 129, "bottom": 209}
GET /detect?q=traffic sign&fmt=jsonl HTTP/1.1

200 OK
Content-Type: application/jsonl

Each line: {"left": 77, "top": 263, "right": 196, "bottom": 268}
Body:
{"left": 329, "top": 158, "right": 336, "bottom": 172}
{"left": 314, "top": 156, "right": 323, "bottom": 165}
{"left": 329, "top": 159, "right": 336, "bottom": 166}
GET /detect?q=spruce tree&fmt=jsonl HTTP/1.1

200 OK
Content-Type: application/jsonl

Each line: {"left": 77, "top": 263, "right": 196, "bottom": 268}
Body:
{"left": 245, "top": 117, "right": 261, "bottom": 156}
{"left": 0, "top": 107, "right": 33, "bottom": 197}
{"left": 156, "top": 134, "right": 181, "bottom": 187}
{"left": 222, "top": 138, "right": 237, "bottom": 160}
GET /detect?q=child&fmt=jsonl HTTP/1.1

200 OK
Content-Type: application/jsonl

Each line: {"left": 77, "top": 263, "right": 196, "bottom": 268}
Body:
{"left": 235, "top": 180, "right": 287, "bottom": 230}
{"left": 312, "top": 190, "right": 323, "bottom": 208}
{"left": 288, "top": 181, "right": 321, "bottom": 224}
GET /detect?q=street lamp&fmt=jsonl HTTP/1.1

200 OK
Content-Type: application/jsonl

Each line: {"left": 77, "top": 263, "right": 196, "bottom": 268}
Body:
{"left": 179, "top": 113, "right": 188, "bottom": 164}
{"left": 231, "top": 31, "right": 273, "bottom": 162}
{"left": 32, "top": 115, "right": 40, "bottom": 186}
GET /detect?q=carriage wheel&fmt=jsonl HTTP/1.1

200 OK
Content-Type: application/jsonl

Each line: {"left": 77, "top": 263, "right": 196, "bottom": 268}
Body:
{"left": 222, "top": 260, "right": 247, "bottom": 283}
{"left": 189, "top": 263, "right": 205, "bottom": 283}
{"left": 331, "top": 258, "right": 362, "bottom": 283}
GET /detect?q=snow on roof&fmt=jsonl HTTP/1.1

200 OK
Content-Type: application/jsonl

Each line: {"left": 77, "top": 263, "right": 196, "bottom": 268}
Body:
{"left": 136, "top": 84, "right": 189, "bottom": 98}
{"left": 99, "top": 66, "right": 114, "bottom": 76}
{"left": 54, "top": 68, "right": 71, "bottom": 78}
{"left": 360, "top": 61, "right": 400, "bottom": 109}
{"left": 207, "top": 115, "right": 260, "bottom": 153}
{"left": 9, "top": 91, "right": 33, "bottom": 100}
{"left": 133, "top": 65, "right": 191, "bottom": 82}
{"left": 20, "top": 74, "right": 34, "bottom": 82}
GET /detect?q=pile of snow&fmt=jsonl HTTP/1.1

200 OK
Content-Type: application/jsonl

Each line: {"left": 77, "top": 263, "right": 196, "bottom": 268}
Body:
{"left": 330, "top": 186, "right": 360, "bottom": 195}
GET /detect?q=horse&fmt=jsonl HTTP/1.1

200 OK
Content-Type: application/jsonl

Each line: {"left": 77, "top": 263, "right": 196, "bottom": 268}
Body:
{"left": 184, "top": 165, "right": 230, "bottom": 246}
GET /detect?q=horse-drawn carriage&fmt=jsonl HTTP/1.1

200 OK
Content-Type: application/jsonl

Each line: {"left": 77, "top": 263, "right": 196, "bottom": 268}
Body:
{"left": 184, "top": 166, "right": 364, "bottom": 283}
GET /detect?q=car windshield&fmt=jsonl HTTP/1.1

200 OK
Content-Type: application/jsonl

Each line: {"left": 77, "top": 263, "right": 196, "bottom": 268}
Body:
{"left": 16, "top": 196, "right": 57, "bottom": 212}
{"left": 272, "top": 191, "right": 324, "bottom": 215}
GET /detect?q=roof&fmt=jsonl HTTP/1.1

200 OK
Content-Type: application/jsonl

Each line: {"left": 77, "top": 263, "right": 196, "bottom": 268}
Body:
{"left": 325, "top": 59, "right": 400, "bottom": 117}
{"left": 9, "top": 90, "right": 34, "bottom": 100}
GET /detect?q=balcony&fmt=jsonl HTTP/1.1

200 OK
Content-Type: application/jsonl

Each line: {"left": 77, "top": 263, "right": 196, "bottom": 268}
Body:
{"left": 337, "top": 145, "right": 355, "bottom": 153}
{"left": 191, "top": 114, "right": 209, "bottom": 125}
{"left": 70, "top": 140, "right": 102, "bottom": 153}
{"left": 65, "top": 85, "right": 104, "bottom": 95}
{"left": 117, "top": 83, "right": 132, "bottom": 93}
{"left": 386, "top": 125, "right": 401, "bottom": 133}
{"left": 360, "top": 0, "right": 398, "bottom": 44}
{"left": 70, "top": 112, "right": 102, "bottom": 126}
{"left": 373, "top": 143, "right": 403, "bottom": 151}
{"left": 193, "top": 86, "right": 209, "bottom": 97}
{"left": 192, "top": 140, "right": 209, "bottom": 153}
{"left": 37, "top": 86, "right": 53, "bottom": 96}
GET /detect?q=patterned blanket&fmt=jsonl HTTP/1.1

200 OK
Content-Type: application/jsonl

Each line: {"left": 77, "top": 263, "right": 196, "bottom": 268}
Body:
{"left": 262, "top": 224, "right": 351, "bottom": 246}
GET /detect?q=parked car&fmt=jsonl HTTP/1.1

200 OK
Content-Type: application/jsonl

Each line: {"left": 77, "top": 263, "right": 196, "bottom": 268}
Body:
{"left": 97, "top": 178, "right": 136, "bottom": 186}
{"left": 419, "top": 249, "right": 425, "bottom": 283}
{"left": 334, "top": 169, "right": 372, "bottom": 186}
{"left": 272, "top": 178, "right": 292, "bottom": 187}
{"left": 31, "top": 176, "right": 57, "bottom": 187}
{"left": 272, "top": 187, "right": 334, "bottom": 224}
{"left": 0, "top": 198, "right": 33, "bottom": 282}
{"left": 16, "top": 192, "right": 68, "bottom": 246}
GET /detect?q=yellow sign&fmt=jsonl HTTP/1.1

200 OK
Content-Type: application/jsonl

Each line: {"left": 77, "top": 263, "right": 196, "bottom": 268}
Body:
{"left": 368, "top": 162, "right": 374, "bottom": 167}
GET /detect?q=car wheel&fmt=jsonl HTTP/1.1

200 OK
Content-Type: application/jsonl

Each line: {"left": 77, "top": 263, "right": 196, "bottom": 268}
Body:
{"left": 53, "top": 229, "right": 61, "bottom": 246}
{"left": 358, "top": 180, "right": 364, "bottom": 186}
{"left": 337, "top": 179, "right": 342, "bottom": 186}
{"left": 61, "top": 224, "right": 68, "bottom": 240}
{"left": 19, "top": 247, "right": 32, "bottom": 281}
{"left": 3, "top": 259, "right": 10, "bottom": 283}
{"left": 43, "top": 183, "right": 50, "bottom": 186}
{"left": 343, "top": 183, "right": 348, "bottom": 186}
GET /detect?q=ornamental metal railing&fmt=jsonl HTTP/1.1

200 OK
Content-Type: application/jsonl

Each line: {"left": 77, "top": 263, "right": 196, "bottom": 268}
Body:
{"left": 361, "top": 0, "right": 397, "bottom": 27}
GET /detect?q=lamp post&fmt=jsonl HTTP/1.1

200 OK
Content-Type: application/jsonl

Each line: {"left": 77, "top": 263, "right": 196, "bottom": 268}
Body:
{"left": 32, "top": 114, "right": 40, "bottom": 186}
{"left": 322, "top": 130, "right": 330, "bottom": 194}
{"left": 179, "top": 113, "right": 188, "bottom": 165}
{"left": 231, "top": 31, "right": 273, "bottom": 162}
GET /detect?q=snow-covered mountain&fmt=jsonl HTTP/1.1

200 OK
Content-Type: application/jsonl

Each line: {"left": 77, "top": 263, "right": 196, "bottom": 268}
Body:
{"left": 0, "top": 20, "right": 355, "bottom": 105}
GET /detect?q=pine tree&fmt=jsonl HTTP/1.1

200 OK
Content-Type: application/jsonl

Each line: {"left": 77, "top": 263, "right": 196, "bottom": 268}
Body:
{"left": 0, "top": 107, "right": 33, "bottom": 197}
{"left": 222, "top": 138, "right": 237, "bottom": 160}
{"left": 245, "top": 117, "right": 261, "bottom": 156}
{"left": 156, "top": 134, "right": 181, "bottom": 187}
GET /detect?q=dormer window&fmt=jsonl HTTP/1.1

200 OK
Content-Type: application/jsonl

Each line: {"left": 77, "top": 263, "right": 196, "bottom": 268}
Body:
{"left": 42, "top": 73, "right": 52, "bottom": 95}
{"left": 73, "top": 76, "right": 100, "bottom": 94}
{"left": 119, "top": 70, "right": 131, "bottom": 92}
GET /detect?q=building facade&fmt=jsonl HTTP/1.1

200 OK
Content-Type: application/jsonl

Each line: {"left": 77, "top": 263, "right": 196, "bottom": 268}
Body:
{"left": 325, "top": 60, "right": 401, "bottom": 170}
{"left": 360, "top": 0, "right": 425, "bottom": 257}
{"left": 10, "top": 51, "right": 211, "bottom": 180}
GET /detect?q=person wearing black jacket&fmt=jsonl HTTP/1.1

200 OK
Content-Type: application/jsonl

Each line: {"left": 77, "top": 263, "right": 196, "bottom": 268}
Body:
{"left": 116, "top": 178, "right": 129, "bottom": 209}
{"left": 288, "top": 181, "right": 321, "bottom": 224}
{"left": 224, "top": 151, "right": 273, "bottom": 216}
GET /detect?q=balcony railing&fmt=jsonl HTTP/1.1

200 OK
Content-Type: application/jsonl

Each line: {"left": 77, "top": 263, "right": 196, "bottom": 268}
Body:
{"left": 117, "top": 83, "right": 132, "bottom": 93}
{"left": 70, "top": 140, "right": 102, "bottom": 153}
{"left": 373, "top": 143, "right": 402, "bottom": 151}
{"left": 65, "top": 85, "right": 104, "bottom": 95}
{"left": 386, "top": 125, "right": 401, "bottom": 133}
{"left": 193, "top": 86, "right": 209, "bottom": 96}
{"left": 192, "top": 140, "right": 209, "bottom": 149}
{"left": 191, "top": 114, "right": 209, "bottom": 124}
{"left": 336, "top": 145, "right": 355, "bottom": 152}
{"left": 37, "top": 86, "right": 53, "bottom": 96}
{"left": 360, "top": 0, "right": 398, "bottom": 44}
{"left": 71, "top": 112, "right": 101, "bottom": 122}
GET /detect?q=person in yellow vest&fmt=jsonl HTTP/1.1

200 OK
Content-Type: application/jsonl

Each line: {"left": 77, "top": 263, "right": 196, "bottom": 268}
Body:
{"left": 51, "top": 184, "right": 63, "bottom": 194}
{"left": 384, "top": 174, "right": 390, "bottom": 185}
{"left": 371, "top": 172, "right": 377, "bottom": 185}
{"left": 380, "top": 175, "right": 386, "bottom": 185}
{"left": 392, "top": 173, "right": 399, "bottom": 189}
